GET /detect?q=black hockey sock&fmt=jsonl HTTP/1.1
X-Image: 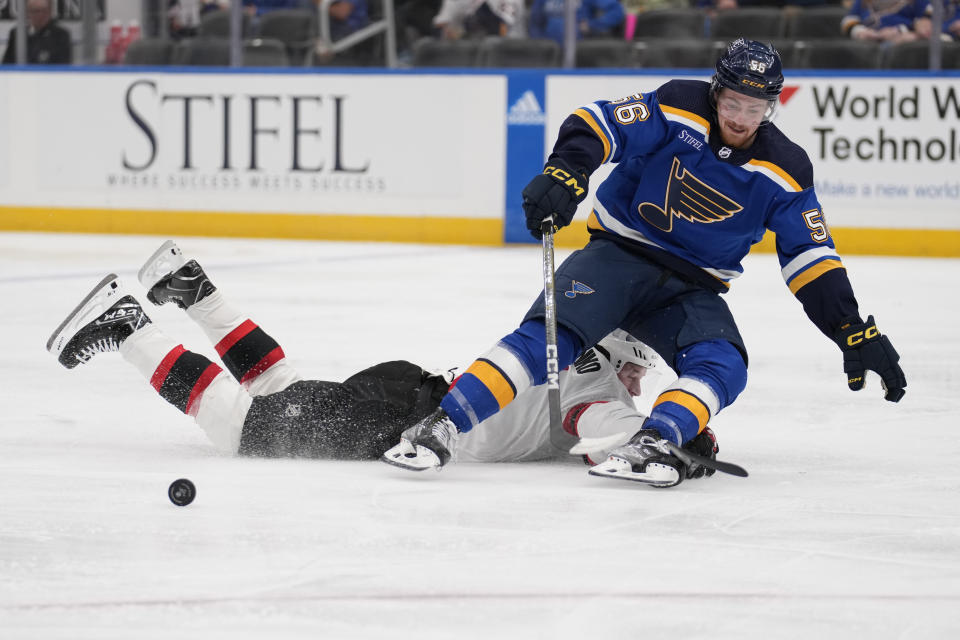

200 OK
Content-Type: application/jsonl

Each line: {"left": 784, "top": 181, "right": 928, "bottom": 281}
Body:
{"left": 213, "top": 320, "right": 285, "bottom": 385}
{"left": 151, "top": 346, "right": 223, "bottom": 416}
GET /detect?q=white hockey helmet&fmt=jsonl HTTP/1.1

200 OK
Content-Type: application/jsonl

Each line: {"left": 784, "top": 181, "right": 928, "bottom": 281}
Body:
{"left": 596, "top": 330, "right": 656, "bottom": 372}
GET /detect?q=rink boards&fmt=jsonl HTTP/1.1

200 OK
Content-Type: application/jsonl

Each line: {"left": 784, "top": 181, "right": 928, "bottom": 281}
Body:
{"left": 0, "top": 66, "right": 958, "bottom": 256}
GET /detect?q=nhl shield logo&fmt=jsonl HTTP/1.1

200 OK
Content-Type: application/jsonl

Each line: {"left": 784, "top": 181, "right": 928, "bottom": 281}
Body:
{"left": 565, "top": 281, "right": 595, "bottom": 298}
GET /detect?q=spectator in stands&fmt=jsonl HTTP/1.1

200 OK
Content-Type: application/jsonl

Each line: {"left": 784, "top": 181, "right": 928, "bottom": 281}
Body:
{"left": 396, "top": 0, "right": 443, "bottom": 55}
{"left": 529, "top": 0, "right": 625, "bottom": 44}
{"left": 168, "top": 0, "right": 200, "bottom": 39}
{"left": 696, "top": 0, "right": 829, "bottom": 14}
{"left": 201, "top": 1, "right": 229, "bottom": 14}
{"left": 167, "top": 1, "right": 237, "bottom": 39}
{"left": 312, "top": 0, "right": 371, "bottom": 41}
{"left": 950, "top": 0, "right": 960, "bottom": 38}
{"left": 2, "top": 0, "right": 72, "bottom": 64}
{"left": 310, "top": 0, "right": 373, "bottom": 65}
{"left": 695, "top": 0, "right": 739, "bottom": 13}
{"left": 432, "top": 0, "right": 524, "bottom": 39}
{"left": 622, "top": 0, "right": 700, "bottom": 40}
{"left": 842, "top": 0, "right": 928, "bottom": 42}
{"left": 244, "top": 0, "right": 310, "bottom": 15}
{"left": 912, "top": 0, "right": 960, "bottom": 39}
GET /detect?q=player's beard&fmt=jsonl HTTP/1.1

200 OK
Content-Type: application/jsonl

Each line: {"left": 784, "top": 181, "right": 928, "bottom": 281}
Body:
{"left": 718, "top": 117, "right": 759, "bottom": 149}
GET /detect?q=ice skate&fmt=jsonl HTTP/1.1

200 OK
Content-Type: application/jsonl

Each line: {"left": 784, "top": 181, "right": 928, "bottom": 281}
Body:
{"left": 588, "top": 429, "right": 686, "bottom": 488}
{"left": 138, "top": 240, "right": 216, "bottom": 310}
{"left": 381, "top": 408, "right": 459, "bottom": 471}
{"left": 46, "top": 275, "right": 152, "bottom": 369}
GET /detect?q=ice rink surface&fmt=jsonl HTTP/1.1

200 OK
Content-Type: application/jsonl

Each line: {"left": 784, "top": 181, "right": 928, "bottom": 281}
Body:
{"left": 1, "top": 232, "right": 958, "bottom": 639}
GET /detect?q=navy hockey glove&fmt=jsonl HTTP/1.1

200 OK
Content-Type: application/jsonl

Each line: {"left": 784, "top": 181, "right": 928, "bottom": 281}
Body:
{"left": 835, "top": 315, "right": 906, "bottom": 402}
{"left": 522, "top": 160, "right": 589, "bottom": 239}
{"left": 682, "top": 426, "right": 719, "bottom": 479}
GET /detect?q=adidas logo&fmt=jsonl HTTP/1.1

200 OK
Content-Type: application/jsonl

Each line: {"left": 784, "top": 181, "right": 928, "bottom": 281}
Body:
{"left": 507, "top": 90, "right": 546, "bottom": 126}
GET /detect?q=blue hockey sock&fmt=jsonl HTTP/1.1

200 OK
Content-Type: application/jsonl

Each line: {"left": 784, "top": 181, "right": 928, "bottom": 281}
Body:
{"left": 646, "top": 340, "right": 747, "bottom": 444}
{"left": 441, "top": 320, "right": 581, "bottom": 432}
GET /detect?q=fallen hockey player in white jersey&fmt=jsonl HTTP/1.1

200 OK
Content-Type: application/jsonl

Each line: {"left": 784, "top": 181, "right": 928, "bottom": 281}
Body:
{"left": 417, "top": 329, "right": 718, "bottom": 480}
{"left": 46, "top": 240, "right": 718, "bottom": 472}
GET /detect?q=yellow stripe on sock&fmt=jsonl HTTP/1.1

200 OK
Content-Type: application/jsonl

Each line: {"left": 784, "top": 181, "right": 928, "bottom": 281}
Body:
{"left": 653, "top": 390, "right": 711, "bottom": 433}
{"left": 464, "top": 360, "right": 516, "bottom": 410}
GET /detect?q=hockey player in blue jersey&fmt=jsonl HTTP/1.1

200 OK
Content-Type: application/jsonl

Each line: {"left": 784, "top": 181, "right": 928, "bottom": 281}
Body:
{"left": 382, "top": 38, "right": 907, "bottom": 487}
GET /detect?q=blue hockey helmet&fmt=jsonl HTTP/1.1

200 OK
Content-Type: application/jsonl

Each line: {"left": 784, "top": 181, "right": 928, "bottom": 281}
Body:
{"left": 711, "top": 38, "right": 784, "bottom": 102}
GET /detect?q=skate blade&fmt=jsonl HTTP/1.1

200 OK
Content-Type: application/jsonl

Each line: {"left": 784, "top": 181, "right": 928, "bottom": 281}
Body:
{"left": 46, "top": 274, "right": 124, "bottom": 358}
{"left": 138, "top": 240, "right": 186, "bottom": 289}
{"left": 380, "top": 441, "right": 442, "bottom": 472}
{"left": 587, "top": 458, "right": 680, "bottom": 488}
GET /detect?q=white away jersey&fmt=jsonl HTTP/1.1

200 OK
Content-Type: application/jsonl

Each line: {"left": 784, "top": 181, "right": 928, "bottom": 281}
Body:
{"left": 457, "top": 346, "right": 660, "bottom": 462}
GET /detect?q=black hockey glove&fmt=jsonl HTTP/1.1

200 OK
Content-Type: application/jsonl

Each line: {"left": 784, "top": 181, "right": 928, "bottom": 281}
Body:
{"left": 682, "top": 427, "right": 719, "bottom": 479}
{"left": 834, "top": 315, "right": 906, "bottom": 402}
{"left": 522, "top": 159, "right": 589, "bottom": 239}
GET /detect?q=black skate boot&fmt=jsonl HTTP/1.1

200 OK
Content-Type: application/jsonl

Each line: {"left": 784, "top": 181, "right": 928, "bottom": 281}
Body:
{"left": 381, "top": 408, "right": 459, "bottom": 471}
{"left": 46, "top": 275, "right": 152, "bottom": 369}
{"left": 588, "top": 427, "right": 722, "bottom": 487}
{"left": 138, "top": 240, "right": 216, "bottom": 310}
{"left": 588, "top": 428, "right": 688, "bottom": 488}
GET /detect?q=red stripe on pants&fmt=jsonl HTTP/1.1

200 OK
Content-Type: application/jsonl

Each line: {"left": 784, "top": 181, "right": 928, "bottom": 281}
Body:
{"left": 184, "top": 363, "right": 223, "bottom": 417}
{"left": 239, "top": 346, "right": 285, "bottom": 385}
{"left": 151, "top": 345, "right": 186, "bottom": 391}
{"left": 215, "top": 319, "right": 256, "bottom": 357}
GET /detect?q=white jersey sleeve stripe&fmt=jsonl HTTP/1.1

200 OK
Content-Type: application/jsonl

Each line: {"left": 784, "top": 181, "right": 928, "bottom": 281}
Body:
{"left": 584, "top": 102, "right": 618, "bottom": 162}
{"left": 780, "top": 246, "right": 841, "bottom": 282}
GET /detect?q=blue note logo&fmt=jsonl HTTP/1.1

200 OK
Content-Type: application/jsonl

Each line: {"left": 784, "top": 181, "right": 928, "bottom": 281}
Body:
{"left": 565, "top": 281, "right": 595, "bottom": 298}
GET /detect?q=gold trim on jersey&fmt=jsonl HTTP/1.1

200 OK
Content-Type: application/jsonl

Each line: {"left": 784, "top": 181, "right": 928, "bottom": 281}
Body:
{"left": 653, "top": 390, "right": 711, "bottom": 433}
{"left": 586, "top": 209, "right": 606, "bottom": 231}
{"left": 465, "top": 359, "right": 516, "bottom": 409}
{"left": 659, "top": 105, "right": 710, "bottom": 137}
{"left": 573, "top": 108, "right": 612, "bottom": 164}
{"left": 744, "top": 159, "right": 803, "bottom": 192}
{"left": 788, "top": 259, "right": 845, "bottom": 294}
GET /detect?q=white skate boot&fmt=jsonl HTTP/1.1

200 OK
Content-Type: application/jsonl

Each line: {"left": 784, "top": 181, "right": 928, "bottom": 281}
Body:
{"left": 381, "top": 408, "right": 459, "bottom": 471}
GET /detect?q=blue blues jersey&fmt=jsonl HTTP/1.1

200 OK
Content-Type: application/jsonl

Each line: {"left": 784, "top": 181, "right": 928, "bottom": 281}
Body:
{"left": 921, "top": 0, "right": 960, "bottom": 35}
{"left": 528, "top": 0, "right": 626, "bottom": 44}
{"left": 553, "top": 79, "right": 860, "bottom": 337}
{"left": 842, "top": 0, "right": 926, "bottom": 34}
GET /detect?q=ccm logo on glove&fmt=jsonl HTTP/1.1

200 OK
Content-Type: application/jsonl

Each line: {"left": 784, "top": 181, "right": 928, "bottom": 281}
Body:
{"left": 834, "top": 315, "right": 906, "bottom": 403}
{"left": 843, "top": 324, "right": 879, "bottom": 348}
{"left": 522, "top": 158, "right": 590, "bottom": 239}
{"left": 543, "top": 165, "right": 586, "bottom": 197}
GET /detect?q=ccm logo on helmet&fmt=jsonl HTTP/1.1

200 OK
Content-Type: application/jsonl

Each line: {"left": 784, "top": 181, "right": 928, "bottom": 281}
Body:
{"left": 741, "top": 78, "right": 766, "bottom": 89}
{"left": 846, "top": 325, "right": 879, "bottom": 347}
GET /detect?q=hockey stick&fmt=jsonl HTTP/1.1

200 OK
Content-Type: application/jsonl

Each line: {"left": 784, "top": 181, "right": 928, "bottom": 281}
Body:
{"left": 663, "top": 441, "right": 749, "bottom": 478}
{"left": 541, "top": 217, "right": 564, "bottom": 448}
{"left": 572, "top": 432, "right": 749, "bottom": 478}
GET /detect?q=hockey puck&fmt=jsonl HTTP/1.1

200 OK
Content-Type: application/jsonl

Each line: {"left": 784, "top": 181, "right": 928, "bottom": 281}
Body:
{"left": 168, "top": 478, "right": 196, "bottom": 507}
